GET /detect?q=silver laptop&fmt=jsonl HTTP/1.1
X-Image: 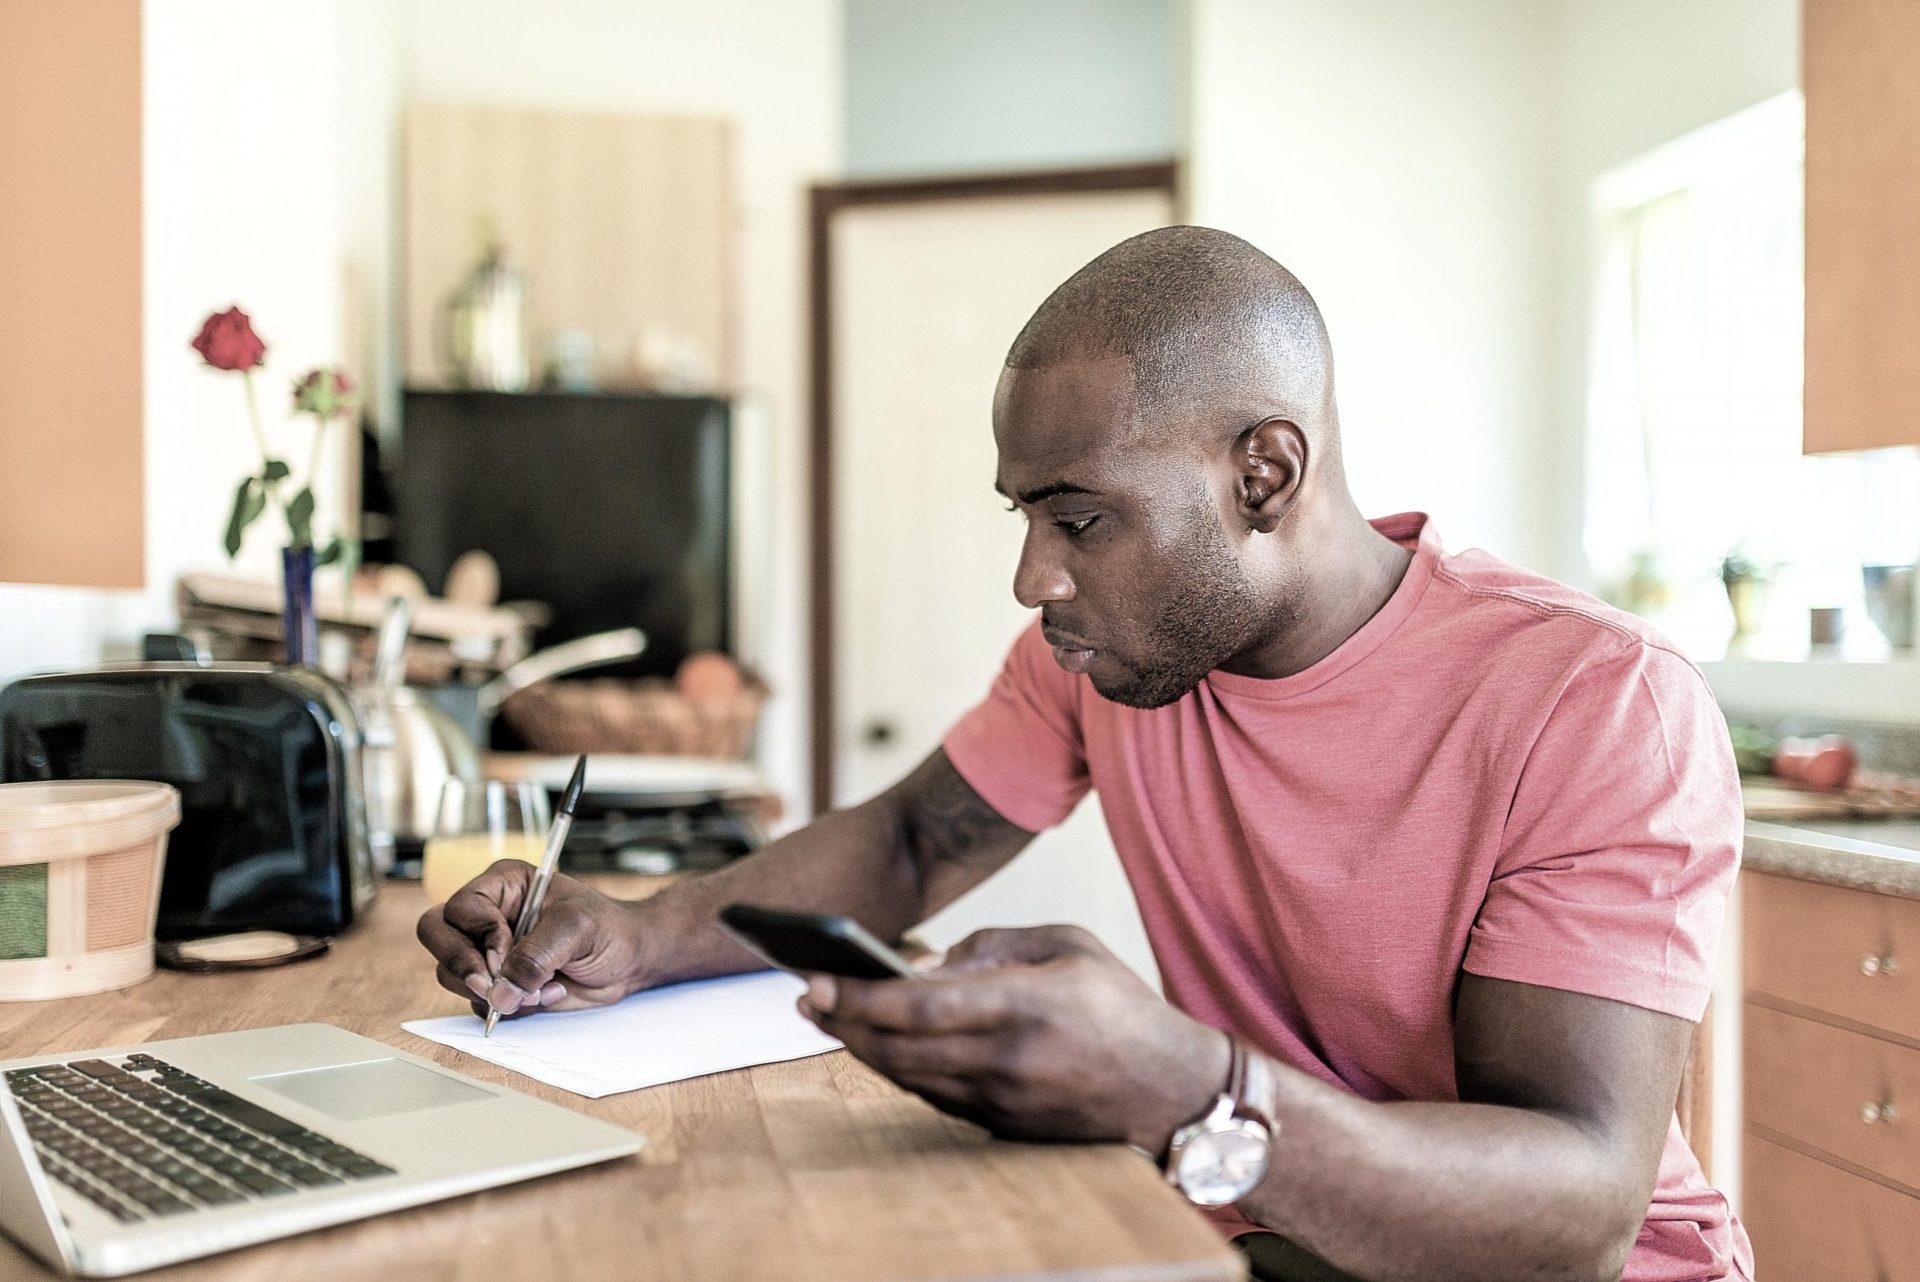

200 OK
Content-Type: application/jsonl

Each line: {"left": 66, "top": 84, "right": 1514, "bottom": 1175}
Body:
{"left": 0, "top": 1023, "right": 642, "bottom": 1277}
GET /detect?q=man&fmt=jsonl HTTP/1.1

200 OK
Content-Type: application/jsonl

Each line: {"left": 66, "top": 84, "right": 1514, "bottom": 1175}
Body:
{"left": 419, "top": 228, "right": 1750, "bottom": 1282}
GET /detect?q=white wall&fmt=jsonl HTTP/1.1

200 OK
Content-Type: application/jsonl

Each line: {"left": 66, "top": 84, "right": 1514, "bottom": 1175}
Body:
{"left": 0, "top": 1, "right": 359, "bottom": 681}
{"left": 395, "top": 0, "right": 842, "bottom": 820}
{"left": 844, "top": 0, "right": 1177, "bottom": 177}
{"left": 1541, "top": 0, "right": 1800, "bottom": 586}
{"left": 1183, "top": 0, "right": 1798, "bottom": 584}
{"left": 1185, "top": 0, "right": 1557, "bottom": 570}
{"left": 336, "top": 0, "right": 404, "bottom": 453}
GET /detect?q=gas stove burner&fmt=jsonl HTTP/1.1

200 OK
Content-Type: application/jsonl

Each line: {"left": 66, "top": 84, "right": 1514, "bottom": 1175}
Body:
{"left": 388, "top": 793, "right": 763, "bottom": 881}
{"left": 561, "top": 795, "right": 763, "bottom": 874}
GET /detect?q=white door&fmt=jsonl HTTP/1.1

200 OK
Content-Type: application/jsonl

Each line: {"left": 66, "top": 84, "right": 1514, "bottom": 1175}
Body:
{"left": 831, "top": 188, "right": 1174, "bottom": 982}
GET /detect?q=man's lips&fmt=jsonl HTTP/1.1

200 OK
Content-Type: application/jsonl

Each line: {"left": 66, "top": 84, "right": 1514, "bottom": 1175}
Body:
{"left": 1042, "top": 625, "right": 1094, "bottom": 650}
{"left": 1042, "top": 626, "right": 1097, "bottom": 674}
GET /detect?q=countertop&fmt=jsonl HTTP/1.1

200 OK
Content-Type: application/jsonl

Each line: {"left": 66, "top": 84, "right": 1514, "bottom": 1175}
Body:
{"left": 0, "top": 875, "right": 1237, "bottom": 1282}
{"left": 1744, "top": 817, "right": 1920, "bottom": 899}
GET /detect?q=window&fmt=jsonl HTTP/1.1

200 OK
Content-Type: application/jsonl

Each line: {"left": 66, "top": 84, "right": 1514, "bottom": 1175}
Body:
{"left": 1583, "top": 92, "right": 1920, "bottom": 662}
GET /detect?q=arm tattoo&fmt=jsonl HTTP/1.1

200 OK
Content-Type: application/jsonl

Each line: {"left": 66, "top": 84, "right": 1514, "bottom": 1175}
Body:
{"left": 899, "top": 751, "right": 1025, "bottom": 880}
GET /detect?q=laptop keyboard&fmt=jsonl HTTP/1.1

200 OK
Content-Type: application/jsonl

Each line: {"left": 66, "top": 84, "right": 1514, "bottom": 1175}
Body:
{"left": 6, "top": 1055, "right": 395, "bottom": 1224}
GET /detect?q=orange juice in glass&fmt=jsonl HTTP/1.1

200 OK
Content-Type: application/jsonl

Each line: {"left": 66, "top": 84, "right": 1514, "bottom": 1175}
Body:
{"left": 422, "top": 779, "right": 550, "bottom": 904}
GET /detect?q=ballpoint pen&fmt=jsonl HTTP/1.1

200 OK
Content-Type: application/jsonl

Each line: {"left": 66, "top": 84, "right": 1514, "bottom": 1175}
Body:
{"left": 484, "top": 754, "right": 587, "bottom": 1037}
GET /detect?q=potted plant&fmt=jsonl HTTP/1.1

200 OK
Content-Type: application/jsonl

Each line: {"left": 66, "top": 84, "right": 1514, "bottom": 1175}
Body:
{"left": 1719, "top": 549, "right": 1772, "bottom": 645}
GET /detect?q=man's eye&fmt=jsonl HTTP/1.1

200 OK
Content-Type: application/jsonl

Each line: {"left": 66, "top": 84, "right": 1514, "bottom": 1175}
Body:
{"left": 1058, "top": 515, "right": 1099, "bottom": 537}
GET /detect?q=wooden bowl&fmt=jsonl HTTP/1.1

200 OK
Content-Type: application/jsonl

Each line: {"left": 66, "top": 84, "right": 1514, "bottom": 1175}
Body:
{"left": 0, "top": 780, "right": 180, "bottom": 1001}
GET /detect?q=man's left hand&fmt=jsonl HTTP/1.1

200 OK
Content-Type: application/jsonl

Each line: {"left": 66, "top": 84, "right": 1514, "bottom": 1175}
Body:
{"left": 798, "top": 924, "right": 1230, "bottom": 1153}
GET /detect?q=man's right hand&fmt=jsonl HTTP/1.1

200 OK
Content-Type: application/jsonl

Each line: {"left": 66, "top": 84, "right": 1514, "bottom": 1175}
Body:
{"left": 415, "top": 861, "right": 653, "bottom": 1021}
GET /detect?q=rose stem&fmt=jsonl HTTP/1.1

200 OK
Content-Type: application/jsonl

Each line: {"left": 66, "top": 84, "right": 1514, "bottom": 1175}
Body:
{"left": 243, "top": 367, "right": 292, "bottom": 541}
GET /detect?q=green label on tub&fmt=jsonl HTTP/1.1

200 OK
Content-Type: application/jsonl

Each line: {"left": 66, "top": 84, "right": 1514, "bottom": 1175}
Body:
{"left": 0, "top": 864, "right": 49, "bottom": 960}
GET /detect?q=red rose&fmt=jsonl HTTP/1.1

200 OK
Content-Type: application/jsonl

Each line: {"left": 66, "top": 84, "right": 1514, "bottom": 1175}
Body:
{"left": 291, "top": 367, "right": 356, "bottom": 419}
{"left": 191, "top": 306, "right": 267, "bottom": 371}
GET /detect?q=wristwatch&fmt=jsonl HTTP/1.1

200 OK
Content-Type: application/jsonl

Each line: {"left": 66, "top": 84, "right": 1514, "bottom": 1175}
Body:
{"left": 1163, "top": 1037, "right": 1274, "bottom": 1207}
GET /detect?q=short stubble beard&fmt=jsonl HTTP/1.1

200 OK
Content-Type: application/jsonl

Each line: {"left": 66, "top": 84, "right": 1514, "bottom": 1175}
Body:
{"left": 1092, "top": 504, "right": 1279, "bottom": 709}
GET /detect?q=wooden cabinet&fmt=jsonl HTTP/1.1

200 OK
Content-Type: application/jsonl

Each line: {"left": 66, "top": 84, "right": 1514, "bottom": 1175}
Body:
{"left": 1745, "top": 1135, "right": 1920, "bottom": 1281}
{"left": 1746, "top": 1004, "right": 1920, "bottom": 1188}
{"left": 404, "top": 104, "right": 736, "bottom": 394}
{"left": 0, "top": 2, "right": 144, "bottom": 588}
{"left": 1745, "top": 871, "right": 1920, "bottom": 1041}
{"left": 1803, "top": 0, "right": 1920, "bottom": 453}
{"left": 1744, "top": 871, "right": 1920, "bottom": 1274}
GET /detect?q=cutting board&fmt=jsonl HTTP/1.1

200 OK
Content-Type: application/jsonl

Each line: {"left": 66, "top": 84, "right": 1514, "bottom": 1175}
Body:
{"left": 1742, "top": 772, "right": 1920, "bottom": 820}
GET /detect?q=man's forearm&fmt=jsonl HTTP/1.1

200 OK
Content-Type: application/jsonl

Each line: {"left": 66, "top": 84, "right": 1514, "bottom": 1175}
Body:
{"left": 1234, "top": 1057, "right": 1643, "bottom": 1282}
{"left": 621, "top": 750, "right": 1030, "bottom": 989}
{"left": 618, "top": 798, "right": 920, "bottom": 987}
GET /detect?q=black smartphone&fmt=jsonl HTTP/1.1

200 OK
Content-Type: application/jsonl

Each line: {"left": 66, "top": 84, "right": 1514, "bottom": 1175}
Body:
{"left": 717, "top": 903, "right": 920, "bottom": 981}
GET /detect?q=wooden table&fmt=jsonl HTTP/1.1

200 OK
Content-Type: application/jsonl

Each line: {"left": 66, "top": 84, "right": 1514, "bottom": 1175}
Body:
{"left": 0, "top": 878, "right": 1240, "bottom": 1282}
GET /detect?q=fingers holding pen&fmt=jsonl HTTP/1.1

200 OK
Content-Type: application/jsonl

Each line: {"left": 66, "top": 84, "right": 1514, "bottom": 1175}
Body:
{"left": 418, "top": 904, "right": 490, "bottom": 998}
{"left": 480, "top": 977, "right": 570, "bottom": 1020}
{"left": 416, "top": 841, "right": 653, "bottom": 1020}
{"left": 483, "top": 947, "right": 546, "bottom": 1016}
{"left": 444, "top": 863, "right": 531, "bottom": 962}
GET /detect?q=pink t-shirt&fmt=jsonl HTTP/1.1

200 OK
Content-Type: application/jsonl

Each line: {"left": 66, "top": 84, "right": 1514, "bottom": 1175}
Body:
{"left": 944, "top": 514, "right": 1752, "bottom": 1282}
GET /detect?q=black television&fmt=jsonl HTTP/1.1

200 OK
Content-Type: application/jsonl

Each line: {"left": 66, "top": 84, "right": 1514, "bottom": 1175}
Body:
{"left": 394, "top": 388, "right": 730, "bottom": 678}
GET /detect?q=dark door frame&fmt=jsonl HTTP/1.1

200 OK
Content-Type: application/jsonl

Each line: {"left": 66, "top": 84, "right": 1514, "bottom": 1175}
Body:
{"left": 806, "top": 161, "right": 1181, "bottom": 816}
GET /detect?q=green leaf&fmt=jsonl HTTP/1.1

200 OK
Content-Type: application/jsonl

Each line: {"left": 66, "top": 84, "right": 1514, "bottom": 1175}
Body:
{"left": 337, "top": 537, "right": 362, "bottom": 600}
{"left": 222, "top": 476, "right": 265, "bottom": 559}
{"left": 315, "top": 536, "right": 343, "bottom": 567}
{"left": 285, "top": 487, "right": 316, "bottom": 547}
{"left": 262, "top": 458, "right": 291, "bottom": 482}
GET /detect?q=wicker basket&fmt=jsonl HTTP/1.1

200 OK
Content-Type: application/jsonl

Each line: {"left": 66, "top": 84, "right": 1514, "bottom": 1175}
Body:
{"left": 501, "top": 676, "right": 766, "bottom": 759}
{"left": 0, "top": 780, "right": 180, "bottom": 1001}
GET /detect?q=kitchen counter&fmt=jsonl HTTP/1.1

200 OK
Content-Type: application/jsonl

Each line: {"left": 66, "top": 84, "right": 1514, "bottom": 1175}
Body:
{"left": 1744, "top": 817, "right": 1920, "bottom": 900}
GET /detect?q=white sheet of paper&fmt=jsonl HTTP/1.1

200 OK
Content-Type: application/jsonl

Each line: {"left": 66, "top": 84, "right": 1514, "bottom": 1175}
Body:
{"left": 401, "top": 970, "right": 841, "bottom": 1099}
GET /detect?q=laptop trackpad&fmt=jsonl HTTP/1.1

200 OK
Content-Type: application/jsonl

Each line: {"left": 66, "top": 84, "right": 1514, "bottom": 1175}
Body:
{"left": 250, "top": 1058, "right": 492, "bottom": 1122}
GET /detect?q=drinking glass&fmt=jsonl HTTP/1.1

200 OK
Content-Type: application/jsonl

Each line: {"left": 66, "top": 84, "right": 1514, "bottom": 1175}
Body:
{"left": 421, "top": 779, "right": 551, "bottom": 904}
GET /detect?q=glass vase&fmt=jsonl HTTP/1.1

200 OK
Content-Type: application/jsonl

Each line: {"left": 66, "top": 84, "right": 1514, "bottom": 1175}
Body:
{"left": 281, "top": 544, "right": 318, "bottom": 667}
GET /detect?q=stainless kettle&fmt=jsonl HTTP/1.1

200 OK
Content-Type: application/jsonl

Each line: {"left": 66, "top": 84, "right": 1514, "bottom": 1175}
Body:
{"left": 358, "top": 598, "right": 479, "bottom": 871}
{"left": 442, "top": 222, "right": 530, "bottom": 392}
{"left": 357, "top": 597, "right": 646, "bottom": 868}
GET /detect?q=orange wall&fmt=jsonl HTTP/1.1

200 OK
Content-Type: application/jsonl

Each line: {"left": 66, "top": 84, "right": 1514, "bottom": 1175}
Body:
{"left": 0, "top": 0, "right": 144, "bottom": 589}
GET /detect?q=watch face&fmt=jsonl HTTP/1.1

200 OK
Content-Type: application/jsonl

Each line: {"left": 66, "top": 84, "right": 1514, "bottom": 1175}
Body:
{"left": 1173, "top": 1119, "right": 1272, "bottom": 1207}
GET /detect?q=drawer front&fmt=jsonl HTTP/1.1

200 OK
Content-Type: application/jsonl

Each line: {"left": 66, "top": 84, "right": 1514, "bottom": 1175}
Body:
{"left": 1746, "top": 1002, "right": 1920, "bottom": 1189}
{"left": 1745, "top": 1134, "right": 1920, "bottom": 1282}
{"left": 1744, "top": 871, "right": 1920, "bottom": 1041}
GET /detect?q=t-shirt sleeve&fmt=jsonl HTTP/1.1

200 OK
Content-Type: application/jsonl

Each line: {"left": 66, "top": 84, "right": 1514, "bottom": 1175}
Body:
{"left": 941, "top": 620, "right": 1092, "bottom": 833}
{"left": 1462, "top": 643, "right": 1741, "bottom": 1022}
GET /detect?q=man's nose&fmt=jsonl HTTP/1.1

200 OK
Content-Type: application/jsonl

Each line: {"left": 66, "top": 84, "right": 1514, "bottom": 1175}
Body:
{"left": 1013, "top": 529, "right": 1075, "bottom": 609}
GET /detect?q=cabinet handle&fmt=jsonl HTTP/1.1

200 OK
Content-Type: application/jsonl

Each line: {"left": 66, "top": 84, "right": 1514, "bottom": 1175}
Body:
{"left": 1860, "top": 1100, "right": 1898, "bottom": 1125}
{"left": 1860, "top": 954, "right": 1899, "bottom": 977}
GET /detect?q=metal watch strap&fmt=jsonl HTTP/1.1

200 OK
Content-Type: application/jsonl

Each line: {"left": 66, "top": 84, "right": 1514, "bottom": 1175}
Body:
{"left": 1231, "top": 1039, "right": 1273, "bottom": 1130}
{"left": 1224, "top": 1038, "right": 1248, "bottom": 1116}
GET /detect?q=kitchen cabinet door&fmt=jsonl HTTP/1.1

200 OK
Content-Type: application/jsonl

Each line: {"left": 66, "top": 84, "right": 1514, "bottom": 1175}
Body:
{"left": 1804, "top": 0, "right": 1920, "bottom": 453}
{"left": 0, "top": 2, "right": 144, "bottom": 587}
{"left": 1745, "top": 1134, "right": 1920, "bottom": 1280}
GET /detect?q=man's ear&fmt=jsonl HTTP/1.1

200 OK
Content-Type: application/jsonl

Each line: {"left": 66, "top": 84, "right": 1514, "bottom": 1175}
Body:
{"left": 1234, "top": 418, "right": 1307, "bottom": 534}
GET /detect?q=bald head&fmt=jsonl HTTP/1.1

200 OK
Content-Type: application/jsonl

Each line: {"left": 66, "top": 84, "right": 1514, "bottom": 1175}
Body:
{"left": 989, "top": 228, "right": 1404, "bottom": 708}
{"left": 1005, "top": 226, "right": 1335, "bottom": 432}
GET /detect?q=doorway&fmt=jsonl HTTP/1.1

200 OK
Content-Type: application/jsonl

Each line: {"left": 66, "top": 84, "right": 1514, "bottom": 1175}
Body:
{"left": 809, "top": 165, "right": 1178, "bottom": 976}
